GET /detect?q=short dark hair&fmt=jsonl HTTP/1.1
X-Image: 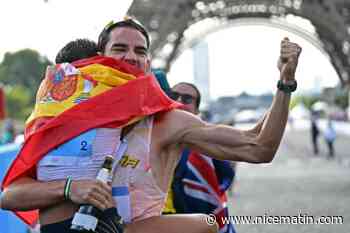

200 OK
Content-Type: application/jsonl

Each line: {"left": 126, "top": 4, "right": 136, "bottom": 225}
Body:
{"left": 173, "top": 82, "right": 201, "bottom": 109}
{"left": 55, "top": 39, "right": 98, "bottom": 64}
{"left": 97, "top": 18, "right": 150, "bottom": 53}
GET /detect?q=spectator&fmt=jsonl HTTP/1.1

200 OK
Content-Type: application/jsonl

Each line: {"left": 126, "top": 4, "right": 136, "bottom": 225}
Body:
{"left": 0, "top": 119, "right": 16, "bottom": 145}
{"left": 164, "top": 82, "right": 236, "bottom": 233}
{"left": 310, "top": 112, "right": 320, "bottom": 155}
{"left": 323, "top": 117, "right": 336, "bottom": 158}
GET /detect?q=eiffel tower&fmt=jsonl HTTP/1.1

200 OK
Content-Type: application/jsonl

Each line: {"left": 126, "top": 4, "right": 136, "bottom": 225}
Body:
{"left": 128, "top": 0, "right": 350, "bottom": 87}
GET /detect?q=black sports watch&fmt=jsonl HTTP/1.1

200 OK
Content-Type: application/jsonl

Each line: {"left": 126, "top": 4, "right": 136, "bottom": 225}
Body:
{"left": 277, "top": 79, "right": 297, "bottom": 93}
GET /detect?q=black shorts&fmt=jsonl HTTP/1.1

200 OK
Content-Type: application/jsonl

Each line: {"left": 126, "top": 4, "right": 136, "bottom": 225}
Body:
{"left": 40, "top": 208, "right": 123, "bottom": 233}
{"left": 40, "top": 218, "right": 76, "bottom": 233}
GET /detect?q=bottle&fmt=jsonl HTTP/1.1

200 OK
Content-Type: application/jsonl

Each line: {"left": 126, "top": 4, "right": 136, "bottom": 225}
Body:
{"left": 71, "top": 155, "right": 114, "bottom": 232}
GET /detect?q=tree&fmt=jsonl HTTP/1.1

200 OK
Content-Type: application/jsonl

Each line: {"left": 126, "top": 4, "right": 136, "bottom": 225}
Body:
{"left": 4, "top": 85, "right": 33, "bottom": 120}
{"left": 0, "top": 49, "right": 52, "bottom": 95}
{"left": 334, "top": 90, "right": 349, "bottom": 110}
{"left": 0, "top": 49, "right": 52, "bottom": 120}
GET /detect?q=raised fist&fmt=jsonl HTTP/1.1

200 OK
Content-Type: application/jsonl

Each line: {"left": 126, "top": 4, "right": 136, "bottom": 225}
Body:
{"left": 277, "top": 37, "right": 302, "bottom": 81}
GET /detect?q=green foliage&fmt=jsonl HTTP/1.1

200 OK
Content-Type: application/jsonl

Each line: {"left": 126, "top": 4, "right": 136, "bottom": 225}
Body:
{"left": 0, "top": 49, "right": 52, "bottom": 120}
{"left": 290, "top": 91, "right": 348, "bottom": 112}
{"left": 301, "top": 95, "right": 319, "bottom": 110}
{"left": 4, "top": 85, "right": 33, "bottom": 120}
{"left": 289, "top": 95, "right": 302, "bottom": 109}
{"left": 0, "top": 49, "right": 51, "bottom": 102}
{"left": 334, "top": 91, "right": 349, "bottom": 110}
{"left": 290, "top": 94, "right": 320, "bottom": 110}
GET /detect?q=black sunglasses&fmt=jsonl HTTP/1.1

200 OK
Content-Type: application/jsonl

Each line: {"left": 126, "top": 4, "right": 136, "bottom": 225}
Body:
{"left": 170, "top": 91, "right": 196, "bottom": 104}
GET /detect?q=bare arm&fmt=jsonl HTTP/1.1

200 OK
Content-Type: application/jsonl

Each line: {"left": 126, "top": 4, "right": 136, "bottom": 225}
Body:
{"left": 160, "top": 101, "right": 286, "bottom": 163}
{"left": 240, "top": 38, "right": 300, "bottom": 137}
{"left": 1, "top": 177, "right": 114, "bottom": 211}
{"left": 1, "top": 177, "right": 65, "bottom": 211}
{"left": 245, "top": 111, "right": 268, "bottom": 136}
{"left": 160, "top": 38, "right": 301, "bottom": 163}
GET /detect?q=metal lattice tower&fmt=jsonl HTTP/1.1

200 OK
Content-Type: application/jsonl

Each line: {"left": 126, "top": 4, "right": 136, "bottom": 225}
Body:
{"left": 128, "top": 0, "right": 350, "bottom": 86}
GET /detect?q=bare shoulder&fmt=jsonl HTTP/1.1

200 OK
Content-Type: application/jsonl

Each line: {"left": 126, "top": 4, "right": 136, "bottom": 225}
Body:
{"left": 153, "top": 109, "right": 206, "bottom": 147}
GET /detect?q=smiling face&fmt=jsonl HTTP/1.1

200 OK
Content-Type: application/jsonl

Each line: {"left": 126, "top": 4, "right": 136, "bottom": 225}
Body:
{"left": 103, "top": 27, "right": 151, "bottom": 73}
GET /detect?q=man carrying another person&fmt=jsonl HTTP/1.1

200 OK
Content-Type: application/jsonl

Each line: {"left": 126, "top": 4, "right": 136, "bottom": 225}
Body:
{"left": 1, "top": 18, "right": 302, "bottom": 233}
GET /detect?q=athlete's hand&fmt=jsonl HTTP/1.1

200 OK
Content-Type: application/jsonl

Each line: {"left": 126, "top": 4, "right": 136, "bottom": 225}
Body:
{"left": 277, "top": 37, "right": 302, "bottom": 81}
{"left": 69, "top": 179, "right": 115, "bottom": 210}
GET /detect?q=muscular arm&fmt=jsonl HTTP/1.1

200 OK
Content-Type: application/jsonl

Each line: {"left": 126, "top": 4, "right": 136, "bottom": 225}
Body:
{"left": 1, "top": 177, "right": 65, "bottom": 211}
{"left": 159, "top": 93, "right": 288, "bottom": 164}
{"left": 159, "top": 38, "right": 300, "bottom": 163}
{"left": 245, "top": 111, "right": 268, "bottom": 136}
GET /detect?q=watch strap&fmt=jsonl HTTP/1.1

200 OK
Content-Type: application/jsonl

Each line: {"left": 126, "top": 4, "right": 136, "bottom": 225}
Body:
{"left": 277, "top": 79, "right": 297, "bottom": 93}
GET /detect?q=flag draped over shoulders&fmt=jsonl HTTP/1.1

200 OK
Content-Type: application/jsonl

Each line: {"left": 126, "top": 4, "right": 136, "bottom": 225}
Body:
{"left": 1, "top": 56, "right": 181, "bottom": 225}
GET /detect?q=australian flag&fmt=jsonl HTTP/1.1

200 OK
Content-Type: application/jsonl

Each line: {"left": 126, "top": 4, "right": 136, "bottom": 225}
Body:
{"left": 172, "top": 149, "right": 236, "bottom": 233}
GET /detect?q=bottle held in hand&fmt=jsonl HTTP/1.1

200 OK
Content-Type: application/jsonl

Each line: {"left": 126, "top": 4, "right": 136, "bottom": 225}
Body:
{"left": 71, "top": 155, "right": 114, "bottom": 232}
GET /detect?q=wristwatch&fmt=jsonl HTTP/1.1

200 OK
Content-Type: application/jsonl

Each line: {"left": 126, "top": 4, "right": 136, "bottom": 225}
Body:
{"left": 277, "top": 79, "right": 297, "bottom": 93}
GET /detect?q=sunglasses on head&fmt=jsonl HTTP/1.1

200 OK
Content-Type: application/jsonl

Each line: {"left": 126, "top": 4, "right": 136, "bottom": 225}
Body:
{"left": 103, "top": 16, "right": 143, "bottom": 31}
{"left": 170, "top": 91, "right": 196, "bottom": 104}
{"left": 99, "top": 16, "right": 150, "bottom": 50}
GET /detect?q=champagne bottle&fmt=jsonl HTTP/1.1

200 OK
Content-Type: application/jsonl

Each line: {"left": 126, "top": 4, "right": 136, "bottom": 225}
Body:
{"left": 71, "top": 155, "right": 114, "bottom": 232}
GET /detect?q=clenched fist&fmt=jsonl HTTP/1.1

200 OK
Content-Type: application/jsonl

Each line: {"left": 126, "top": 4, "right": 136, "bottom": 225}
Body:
{"left": 278, "top": 37, "right": 302, "bottom": 82}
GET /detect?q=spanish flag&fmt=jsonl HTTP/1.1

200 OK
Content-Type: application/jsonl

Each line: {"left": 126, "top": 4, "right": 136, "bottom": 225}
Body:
{"left": 1, "top": 56, "right": 181, "bottom": 225}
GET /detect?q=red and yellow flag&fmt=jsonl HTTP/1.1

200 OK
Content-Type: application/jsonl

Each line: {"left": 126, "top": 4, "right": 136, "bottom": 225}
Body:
{"left": 1, "top": 56, "right": 181, "bottom": 225}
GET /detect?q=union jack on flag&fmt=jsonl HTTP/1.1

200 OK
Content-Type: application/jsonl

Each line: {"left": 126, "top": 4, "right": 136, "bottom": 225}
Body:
{"left": 172, "top": 149, "right": 236, "bottom": 233}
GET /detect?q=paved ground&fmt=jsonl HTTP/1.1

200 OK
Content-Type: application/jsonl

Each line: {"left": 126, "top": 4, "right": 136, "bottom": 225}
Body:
{"left": 228, "top": 128, "right": 350, "bottom": 233}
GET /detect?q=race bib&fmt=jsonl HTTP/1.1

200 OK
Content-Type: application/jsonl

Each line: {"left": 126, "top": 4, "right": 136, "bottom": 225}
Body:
{"left": 47, "top": 129, "right": 96, "bottom": 157}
